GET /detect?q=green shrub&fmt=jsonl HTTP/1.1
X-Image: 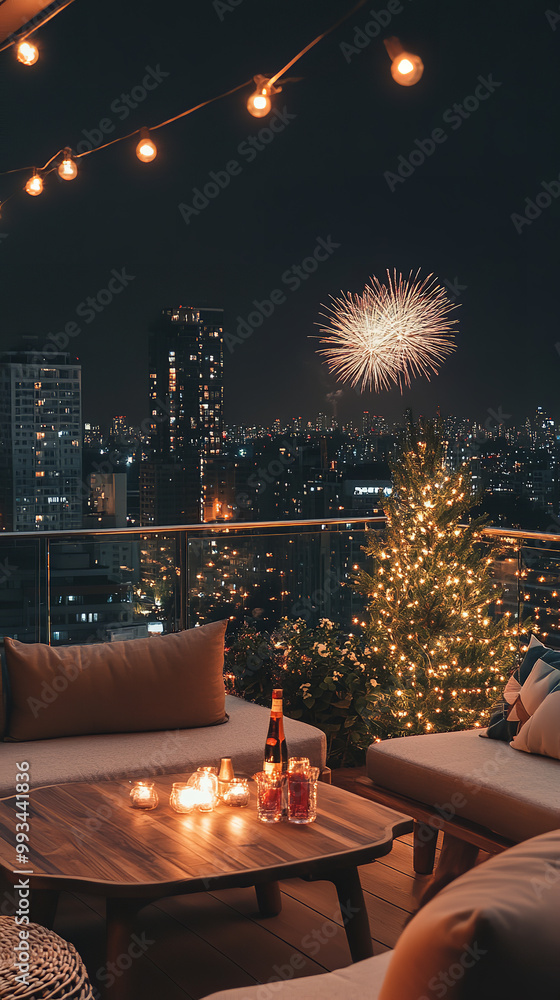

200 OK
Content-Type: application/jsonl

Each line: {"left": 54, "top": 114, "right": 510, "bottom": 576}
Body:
{"left": 225, "top": 618, "right": 384, "bottom": 767}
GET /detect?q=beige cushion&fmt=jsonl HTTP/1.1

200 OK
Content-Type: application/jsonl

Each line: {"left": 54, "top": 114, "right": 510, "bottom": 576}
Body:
{"left": 4, "top": 621, "right": 228, "bottom": 741}
{"left": 367, "top": 728, "right": 560, "bottom": 842}
{"left": 202, "top": 951, "right": 393, "bottom": 999}
{"left": 0, "top": 695, "right": 327, "bottom": 795}
{"left": 511, "top": 690, "right": 560, "bottom": 760}
{"left": 379, "top": 829, "right": 560, "bottom": 999}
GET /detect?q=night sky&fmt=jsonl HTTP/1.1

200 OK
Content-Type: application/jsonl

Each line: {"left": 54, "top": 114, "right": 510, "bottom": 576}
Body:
{"left": 1, "top": 0, "right": 558, "bottom": 430}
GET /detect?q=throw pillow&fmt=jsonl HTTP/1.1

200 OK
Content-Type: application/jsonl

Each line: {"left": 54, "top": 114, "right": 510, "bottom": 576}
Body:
{"left": 3, "top": 620, "right": 228, "bottom": 742}
{"left": 378, "top": 829, "right": 560, "bottom": 1000}
{"left": 511, "top": 690, "right": 560, "bottom": 760}
{"left": 485, "top": 634, "right": 560, "bottom": 740}
{"left": 507, "top": 657, "right": 560, "bottom": 726}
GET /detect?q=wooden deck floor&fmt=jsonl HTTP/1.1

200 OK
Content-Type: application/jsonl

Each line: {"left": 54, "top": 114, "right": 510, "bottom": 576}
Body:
{"left": 53, "top": 828, "right": 433, "bottom": 999}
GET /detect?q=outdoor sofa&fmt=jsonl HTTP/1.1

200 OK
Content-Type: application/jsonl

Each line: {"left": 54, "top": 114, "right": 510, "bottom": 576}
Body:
{"left": 0, "top": 620, "right": 327, "bottom": 795}
{"left": 352, "top": 634, "right": 560, "bottom": 877}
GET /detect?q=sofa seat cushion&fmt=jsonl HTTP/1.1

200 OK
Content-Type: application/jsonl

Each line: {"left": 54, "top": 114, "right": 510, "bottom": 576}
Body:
{"left": 0, "top": 695, "right": 327, "bottom": 796}
{"left": 202, "top": 951, "right": 393, "bottom": 1000}
{"left": 366, "top": 728, "right": 560, "bottom": 843}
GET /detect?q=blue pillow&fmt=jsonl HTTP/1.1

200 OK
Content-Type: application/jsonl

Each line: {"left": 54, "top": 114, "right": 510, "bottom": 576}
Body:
{"left": 485, "top": 638, "right": 560, "bottom": 740}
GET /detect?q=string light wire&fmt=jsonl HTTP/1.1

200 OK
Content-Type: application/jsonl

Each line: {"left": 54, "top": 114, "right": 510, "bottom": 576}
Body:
{"left": 74, "top": 78, "right": 254, "bottom": 159}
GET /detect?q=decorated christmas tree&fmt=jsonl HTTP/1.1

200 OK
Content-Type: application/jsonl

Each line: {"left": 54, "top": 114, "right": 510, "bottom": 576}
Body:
{"left": 356, "top": 415, "right": 529, "bottom": 738}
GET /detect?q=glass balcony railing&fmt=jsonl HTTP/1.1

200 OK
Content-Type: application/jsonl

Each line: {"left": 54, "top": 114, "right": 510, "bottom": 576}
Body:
{"left": 0, "top": 519, "right": 559, "bottom": 645}
{"left": 0, "top": 518, "right": 382, "bottom": 645}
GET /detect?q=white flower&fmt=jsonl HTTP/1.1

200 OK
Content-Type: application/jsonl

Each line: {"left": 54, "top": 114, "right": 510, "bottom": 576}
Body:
{"left": 313, "top": 642, "right": 328, "bottom": 657}
{"left": 346, "top": 651, "right": 358, "bottom": 663}
{"left": 369, "top": 679, "right": 378, "bottom": 687}
{"left": 319, "top": 618, "right": 334, "bottom": 630}
{"left": 299, "top": 682, "right": 311, "bottom": 691}
{"left": 364, "top": 647, "right": 372, "bottom": 655}
{"left": 332, "top": 671, "right": 343, "bottom": 681}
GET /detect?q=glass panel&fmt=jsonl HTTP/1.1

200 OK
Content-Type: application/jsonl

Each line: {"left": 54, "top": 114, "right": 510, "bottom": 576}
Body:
{"left": 186, "top": 523, "right": 381, "bottom": 632}
{"left": 0, "top": 537, "right": 44, "bottom": 643}
{"left": 519, "top": 536, "right": 560, "bottom": 644}
{"left": 47, "top": 532, "right": 181, "bottom": 644}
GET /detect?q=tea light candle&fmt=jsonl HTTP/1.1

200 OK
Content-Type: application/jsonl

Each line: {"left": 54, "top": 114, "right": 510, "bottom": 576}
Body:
{"left": 130, "top": 781, "right": 158, "bottom": 810}
{"left": 185, "top": 768, "right": 219, "bottom": 812}
{"left": 223, "top": 778, "right": 250, "bottom": 807}
{"left": 196, "top": 772, "right": 219, "bottom": 812}
{"left": 170, "top": 782, "right": 199, "bottom": 813}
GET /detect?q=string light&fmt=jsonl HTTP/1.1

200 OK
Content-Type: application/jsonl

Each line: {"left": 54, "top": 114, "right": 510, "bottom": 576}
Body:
{"left": 246, "top": 75, "right": 281, "bottom": 118}
{"left": 16, "top": 40, "right": 39, "bottom": 66}
{"left": 57, "top": 148, "right": 78, "bottom": 180}
{"left": 136, "top": 127, "right": 158, "bottom": 163}
{"left": 384, "top": 36, "right": 424, "bottom": 87}
{"left": 25, "top": 171, "right": 43, "bottom": 196}
{"left": 2, "top": 0, "right": 425, "bottom": 218}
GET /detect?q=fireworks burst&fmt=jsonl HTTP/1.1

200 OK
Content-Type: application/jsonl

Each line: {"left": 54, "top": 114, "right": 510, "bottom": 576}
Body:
{"left": 317, "top": 270, "right": 459, "bottom": 393}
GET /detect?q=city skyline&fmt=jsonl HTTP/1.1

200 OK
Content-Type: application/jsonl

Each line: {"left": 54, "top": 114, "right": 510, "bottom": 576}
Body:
{"left": 1, "top": 0, "right": 558, "bottom": 430}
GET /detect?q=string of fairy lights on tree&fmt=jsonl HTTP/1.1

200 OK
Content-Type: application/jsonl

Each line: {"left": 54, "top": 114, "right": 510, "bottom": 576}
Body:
{"left": 354, "top": 419, "right": 533, "bottom": 739}
{"left": 0, "top": 0, "right": 426, "bottom": 217}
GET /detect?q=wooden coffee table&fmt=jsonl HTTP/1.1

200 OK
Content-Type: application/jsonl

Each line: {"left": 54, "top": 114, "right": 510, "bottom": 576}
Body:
{"left": 0, "top": 777, "right": 412, "bottom": 998}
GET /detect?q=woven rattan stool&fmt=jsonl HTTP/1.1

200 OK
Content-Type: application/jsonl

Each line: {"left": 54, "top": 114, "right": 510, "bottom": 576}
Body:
{"left": 0, "top": 916, "right": 94, "bottom": 999}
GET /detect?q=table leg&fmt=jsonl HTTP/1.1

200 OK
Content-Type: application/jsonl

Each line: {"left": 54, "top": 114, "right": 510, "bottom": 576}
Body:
{"left": 104, "top": 897, "right": 149, "bottom": 1000}
{"left": 413, "top": 819, "right": 439, "bottom": 874}
{"left": 30, "top": 889, "right": 59, "bottom": 928}
{"left": 331, "top": 867, "right": 373, "bottom": 963}
{"left": 255, "top": 880, "right": 282, "bottom": 917}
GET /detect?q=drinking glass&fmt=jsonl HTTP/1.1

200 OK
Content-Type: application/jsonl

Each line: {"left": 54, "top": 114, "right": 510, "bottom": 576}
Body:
{"left": 253, "top": 771, "right": 284, "bottom": 823}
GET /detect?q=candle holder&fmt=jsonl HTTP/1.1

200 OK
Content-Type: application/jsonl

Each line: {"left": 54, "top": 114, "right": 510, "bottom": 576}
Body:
{"left": 253, "top": 771, "right": 284, "bottom": 823}
{"left": 223, "top": 778, "right": 250, "bottom": 807}
{"left": 130, "top": 781, "right": 158, "bottom": 810}
{"left": 187, "top": 768, "right": 219, "bottom": 812}
{"left": 169, "top": 782, "right": 199, "bottom": 813}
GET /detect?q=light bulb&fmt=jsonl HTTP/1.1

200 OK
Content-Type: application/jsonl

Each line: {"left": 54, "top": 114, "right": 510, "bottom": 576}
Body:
{"left": 25, "top": 172, "right": 43, "bottom": 196}
{"left": 247, "top": 88, "right": 271, "bottom": 118}
{"left": 384, "top": 36, "right": 424, "bottom": 87}
{"left": 136, "top": 127, "right": 157, "bottom": 163}
{"left": 58, "top": 148, "right": 78, "bottom": 181}
{"left": 17, "top": 40, "right": 39, "bottom": 66}
{"left": 247, "top": 74, "right": 279, "bottom": 118}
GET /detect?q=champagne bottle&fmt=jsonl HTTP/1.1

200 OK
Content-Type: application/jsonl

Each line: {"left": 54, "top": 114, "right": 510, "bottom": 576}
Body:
{"left": 263, "top": 688, "right": 288, "bottom": 775}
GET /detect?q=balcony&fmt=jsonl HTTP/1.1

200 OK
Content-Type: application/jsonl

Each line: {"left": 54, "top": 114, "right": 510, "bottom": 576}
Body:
{"left": 1, "top": 519, "right": 559, "bottom": 997}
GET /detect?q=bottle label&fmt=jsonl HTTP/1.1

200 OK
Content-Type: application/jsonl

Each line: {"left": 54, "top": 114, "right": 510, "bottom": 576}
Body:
{"left": 263, "top": 761, "right": 280, "bottom": 776}
{"left": 271, "top": 698, "right": 282, "bottom": 713}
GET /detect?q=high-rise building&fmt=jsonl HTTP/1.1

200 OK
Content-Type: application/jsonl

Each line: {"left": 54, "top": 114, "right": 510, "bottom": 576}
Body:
{"left": 86, "top": 472, "right": 127, "bottom": 528}
{"left": 111, "top": 415, "right": 128, "bottom": 440}
{"left": 0, "top": 350, "right": 82, "bottom": 531}
{"left": 534, "top": 406, "right": 555, "bottom": 451}
{"left": 140, "top": 306, "right": 224, "bottom": 525}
